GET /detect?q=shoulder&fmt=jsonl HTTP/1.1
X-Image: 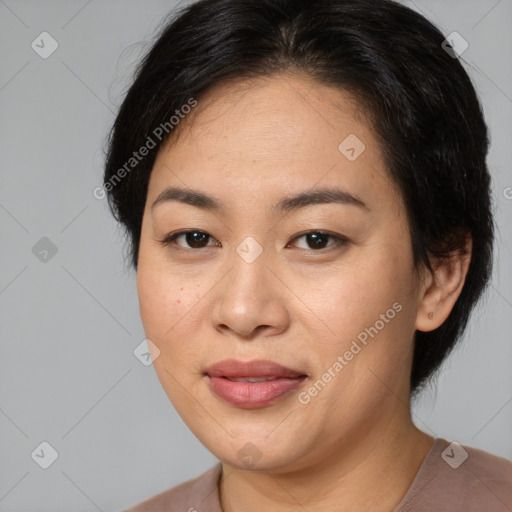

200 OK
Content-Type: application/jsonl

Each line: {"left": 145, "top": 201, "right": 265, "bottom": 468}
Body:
{"left": 397, "top": 438, "right": 512, "bottom": 512}
{"left": 122, "top": 463, "right": 223, "bottom": 512}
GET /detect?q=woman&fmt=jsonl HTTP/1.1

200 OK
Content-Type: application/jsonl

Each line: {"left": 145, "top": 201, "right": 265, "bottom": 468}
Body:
{"left": 103, "top": 0, "right": 512, "bottom": 510}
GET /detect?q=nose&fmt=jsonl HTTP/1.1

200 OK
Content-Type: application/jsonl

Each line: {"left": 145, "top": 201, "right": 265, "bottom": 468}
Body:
{"left": 210, "top": 243, "right": 290, "bottom": 340}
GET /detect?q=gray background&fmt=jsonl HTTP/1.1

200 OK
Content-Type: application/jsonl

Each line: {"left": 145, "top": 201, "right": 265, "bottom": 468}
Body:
{"left": 0, "top": 0, "right": 511, "bottom": 510}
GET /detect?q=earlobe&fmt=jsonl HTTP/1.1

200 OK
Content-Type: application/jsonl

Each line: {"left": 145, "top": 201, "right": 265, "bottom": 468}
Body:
{"left": 415, "top": 236, "right": 472, "bottom": 333}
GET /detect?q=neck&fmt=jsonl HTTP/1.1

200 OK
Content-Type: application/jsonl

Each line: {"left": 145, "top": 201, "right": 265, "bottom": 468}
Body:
{"left": 219, "top": 417, "right": 434, "bottom": 512}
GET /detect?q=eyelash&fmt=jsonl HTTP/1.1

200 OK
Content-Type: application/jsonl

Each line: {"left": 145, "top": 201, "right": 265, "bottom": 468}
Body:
{"left": 157, "top": 230, "right": 348, "bottom": 253}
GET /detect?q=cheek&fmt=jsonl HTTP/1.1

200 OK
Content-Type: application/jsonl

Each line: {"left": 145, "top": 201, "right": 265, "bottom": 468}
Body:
{"left": 136, "top": 260, "right": 214, "bottom": 385}
{"left": 300, "top": 241, "right": 415, "bottom": 370}
{"left": 137, "top": 267, "right": 172, "bottom": 338}
{"left": 302, "top": 259, "right": 401, "bottom": 331}
{"left": 137, "top": 255, "right": 204, "bottom": 337}
{"left": 137, "top": 268, "right": 198, "bottom": 394}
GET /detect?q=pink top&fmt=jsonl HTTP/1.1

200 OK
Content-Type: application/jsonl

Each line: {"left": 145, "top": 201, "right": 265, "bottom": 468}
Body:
{"left": 123, "top": 438, "right": 512, "bottom": 511}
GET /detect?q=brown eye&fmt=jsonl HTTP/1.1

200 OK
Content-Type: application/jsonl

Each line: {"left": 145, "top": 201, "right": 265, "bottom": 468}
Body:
{"left": 304, "top": 232, "right": 330, "bottom": 249}
{"left": 159, "top": 230, "right": 219, "bottom": 249}
{"left": 181, "top": 231, "right": 210, "bottom": 248}
{"left": 291, "top": 231, "right": 347, "bottom": 251}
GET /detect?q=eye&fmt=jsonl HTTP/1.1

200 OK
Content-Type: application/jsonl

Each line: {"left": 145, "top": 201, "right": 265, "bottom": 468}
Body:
{"left": 288, "top": 231, "right": 348, "bottom": 251}
{"left": 158, "top": 229, "right": 348, "bottom": 252}
{"left": 158, "top": 230, "right": 219, "bottom": 249}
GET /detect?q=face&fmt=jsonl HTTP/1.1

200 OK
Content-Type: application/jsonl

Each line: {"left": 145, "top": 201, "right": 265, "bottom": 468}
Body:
{"left": 137, "top": 73, "right": 425, "bottom": 472}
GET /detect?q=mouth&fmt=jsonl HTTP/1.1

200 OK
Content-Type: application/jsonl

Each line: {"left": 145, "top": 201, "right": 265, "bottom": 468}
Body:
{"left": 204, "top": 359, "right": 308, "bottom": 409}
{"left": 222, "top": 376, "right": 291, "bottom": 382}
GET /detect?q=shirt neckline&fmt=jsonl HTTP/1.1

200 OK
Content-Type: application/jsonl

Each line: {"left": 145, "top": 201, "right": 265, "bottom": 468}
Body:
{"left": 391, "top": 437, "right": 447, "bottom": 512}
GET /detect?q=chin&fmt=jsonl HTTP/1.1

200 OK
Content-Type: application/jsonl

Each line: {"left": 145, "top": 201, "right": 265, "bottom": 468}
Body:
{"left": 198, "top": 428, "right": 310, "bottom": 472}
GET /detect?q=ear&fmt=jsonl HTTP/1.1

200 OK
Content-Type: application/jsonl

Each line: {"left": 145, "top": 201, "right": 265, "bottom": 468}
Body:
{"left": 415, "top": 235, "right": 472, "bottom": 332}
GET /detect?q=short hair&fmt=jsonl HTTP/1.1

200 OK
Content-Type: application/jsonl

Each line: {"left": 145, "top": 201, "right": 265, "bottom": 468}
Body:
{"left": 103, "top": 0, "right": 494, "bottom": 394}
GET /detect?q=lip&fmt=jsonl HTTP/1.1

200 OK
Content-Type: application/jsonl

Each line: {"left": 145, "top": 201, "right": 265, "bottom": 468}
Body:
{"left": 204, "top": 359, "right": 308, "bottom": 409}
{"left": 205, "top": 359, "right": 306, "bottom": 378}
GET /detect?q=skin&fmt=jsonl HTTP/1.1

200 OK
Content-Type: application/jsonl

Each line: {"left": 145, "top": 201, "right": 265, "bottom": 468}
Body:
{"left": 136, "top": 73, "right": 471, "bottom": 512}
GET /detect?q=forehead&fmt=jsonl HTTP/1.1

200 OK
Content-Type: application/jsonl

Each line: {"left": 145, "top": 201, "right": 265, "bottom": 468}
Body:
{"left": 169, "top": 72, "right": 368, "bottom": 154}
{"left": 148, "top": 72, "right": 401, "bottom": 217}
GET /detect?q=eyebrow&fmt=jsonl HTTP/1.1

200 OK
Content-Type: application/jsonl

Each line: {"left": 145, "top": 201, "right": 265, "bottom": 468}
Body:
{"left": 151, "top": 186, "right": 370, "bottom": 214}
